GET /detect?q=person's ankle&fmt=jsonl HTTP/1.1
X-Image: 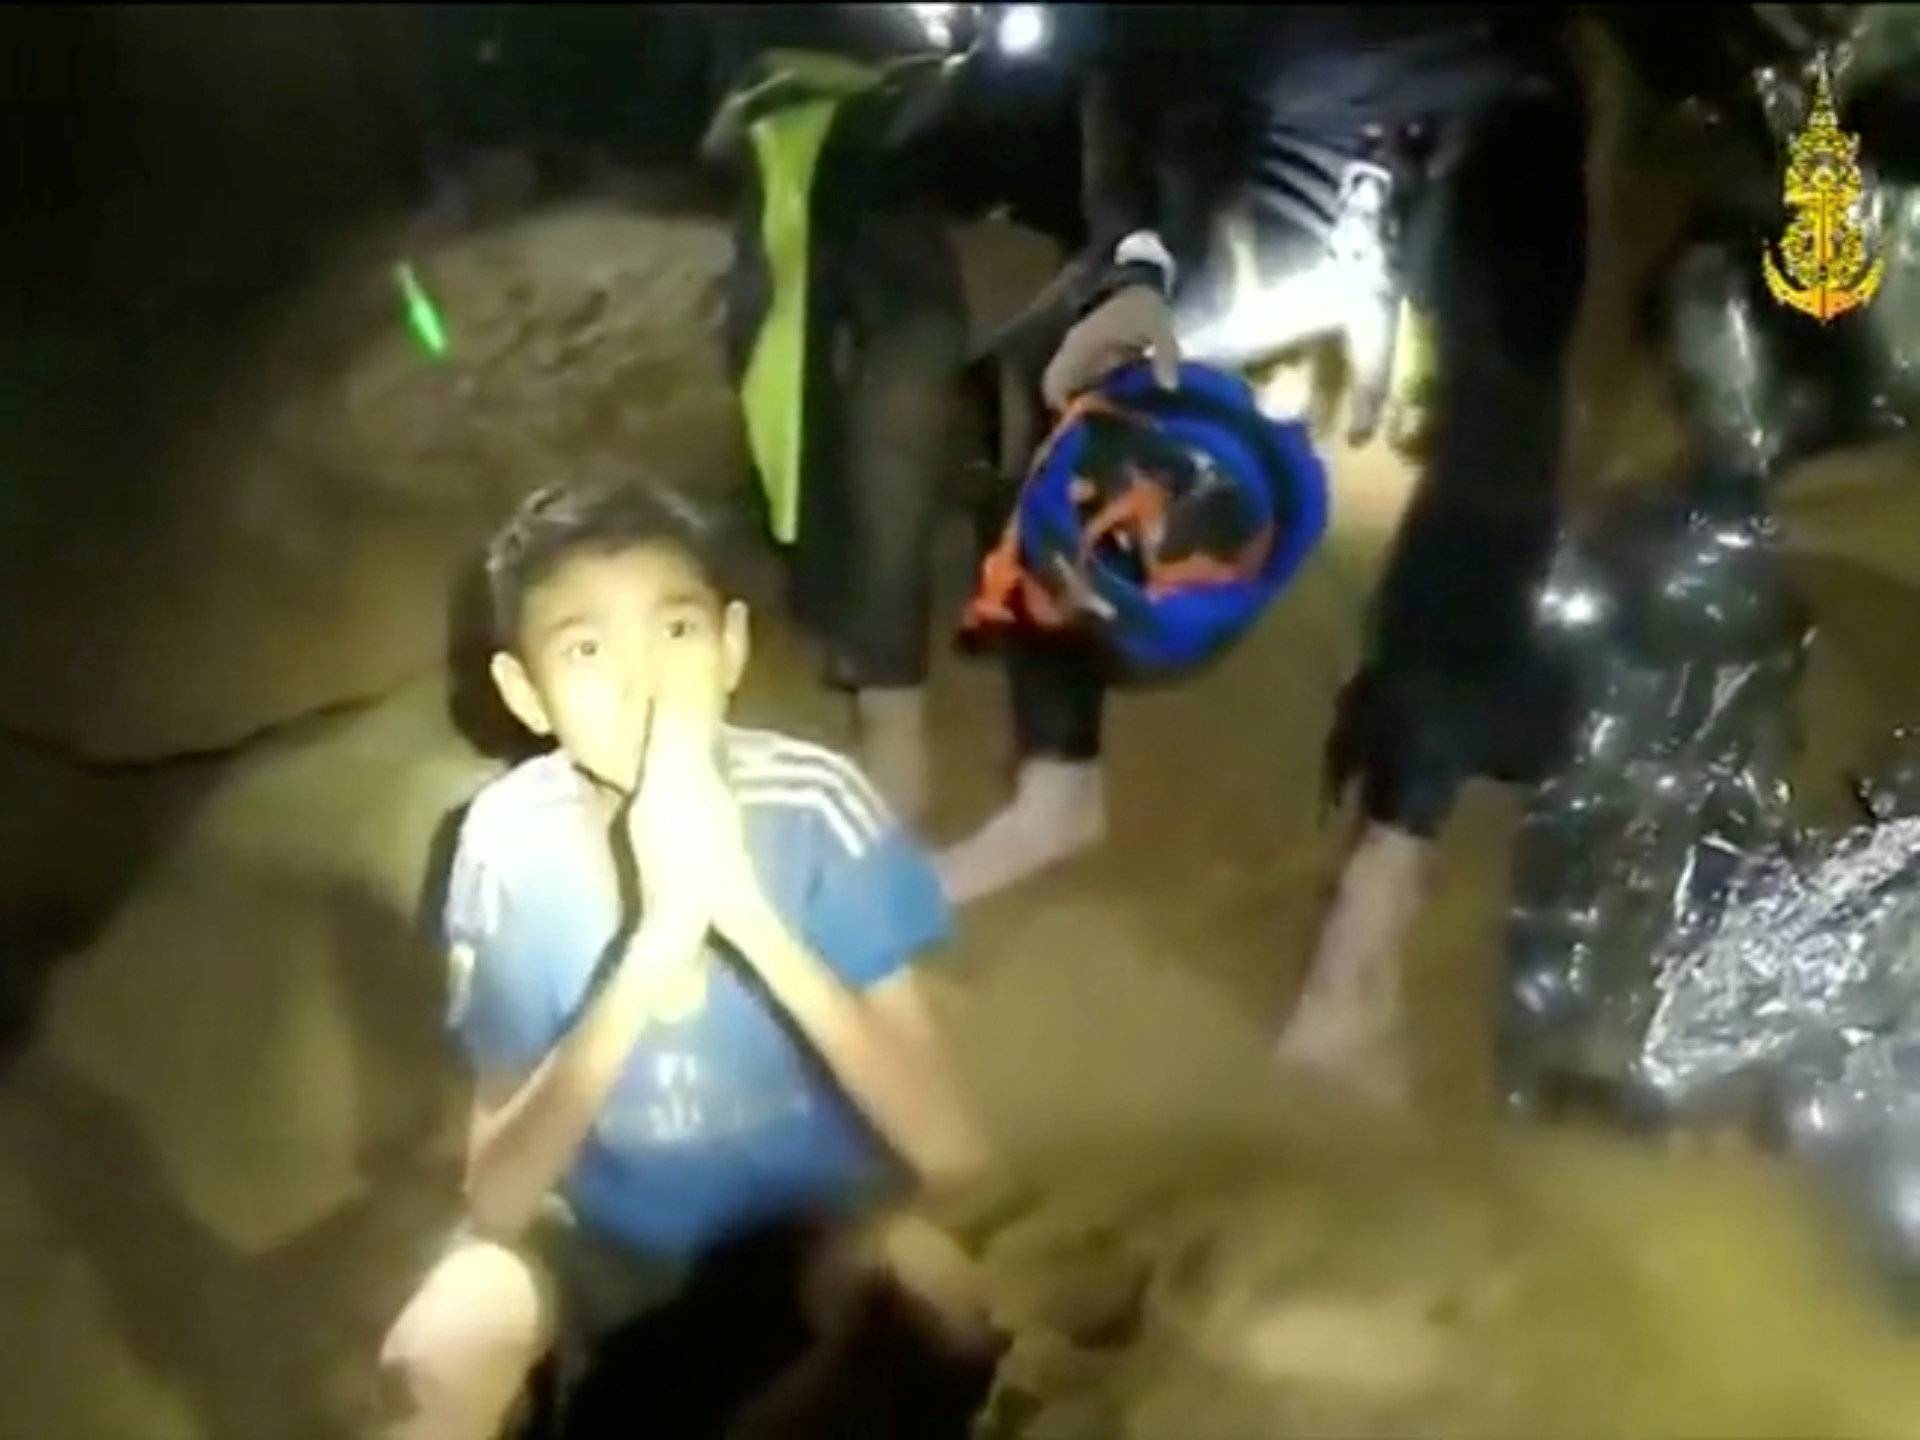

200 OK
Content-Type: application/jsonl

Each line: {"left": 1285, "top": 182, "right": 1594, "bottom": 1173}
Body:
{"left": 1011, "top": 756, "right": 1107, "bottom": 833}
{"left": 933, "top": 756, "right": 1108, "bottom": 904}
{"left": 854, "top": 686, "right": 931, "bottom": 824}
{"left": 1015, "top": 752, "right": 1103, "bottom": 794}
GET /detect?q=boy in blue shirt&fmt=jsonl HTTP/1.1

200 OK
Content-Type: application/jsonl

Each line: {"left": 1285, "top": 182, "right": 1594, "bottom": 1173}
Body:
{"left": 378, "top": 482, "right": 991, "bottom": 1439}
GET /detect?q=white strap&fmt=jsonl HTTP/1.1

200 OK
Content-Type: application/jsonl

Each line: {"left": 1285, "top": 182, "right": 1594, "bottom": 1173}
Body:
{"left": 1114, "top": 228, "right": 1178, "bottom": 290}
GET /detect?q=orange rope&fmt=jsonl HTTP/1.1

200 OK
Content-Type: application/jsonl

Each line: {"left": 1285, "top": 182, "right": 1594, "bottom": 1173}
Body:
{"left": 963, "top": 391, "right": 1125, "bottom": 636}
{"left": 961, "top": 391, "right": 1282, "bottom": 634}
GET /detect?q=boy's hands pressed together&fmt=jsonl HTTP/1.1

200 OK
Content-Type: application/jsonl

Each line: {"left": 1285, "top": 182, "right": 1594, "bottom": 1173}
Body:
{"left": 623, "top": 668, "right": 744, "bottom": 1022}
{"left": 624, "top": 641, "right": 776, "bottom": 997}
{"left": 706, "top": 803, "right": 778, "bottom": 958}
{"left": 625, "top": 696, "right": 720, "bottom": 943}
{"left": 619, "top": 630, "right": 988, "bottom": 1192}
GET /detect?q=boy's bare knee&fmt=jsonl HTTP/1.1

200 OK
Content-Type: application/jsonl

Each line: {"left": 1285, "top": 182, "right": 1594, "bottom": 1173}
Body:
{"left": 379, "top": 1238, "right": 555, "bottom": 1438}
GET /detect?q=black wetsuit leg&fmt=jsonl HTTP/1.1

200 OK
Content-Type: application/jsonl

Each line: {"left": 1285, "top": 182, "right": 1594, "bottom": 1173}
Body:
{"left": 723, "top": 87, "right": 969, "bottom": 693}
{"left": 1329, "top": 83, "right": 1590, "bottom": 837}
{"left": 798, "top": 191, "right": 968, "bottom": 691}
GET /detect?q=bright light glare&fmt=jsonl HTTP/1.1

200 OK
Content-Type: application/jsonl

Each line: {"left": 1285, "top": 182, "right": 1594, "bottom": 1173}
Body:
{"left": 910, "top": 3, "right": 957, "bottom": 47}
{"left": 1180, "top": 263, "right": 1349, "bottom": 371}
{"left": 997, "top": 5, "right": 1048, "bottom": 56}
{"left": 1558, "top": 589, "right": 1603, "bottom": 625}
{"left": 1537, "top": 584, "right": 1605, "bottom": 628}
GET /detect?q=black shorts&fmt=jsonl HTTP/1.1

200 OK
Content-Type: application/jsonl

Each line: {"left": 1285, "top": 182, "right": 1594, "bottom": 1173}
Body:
{"left": 1328, "top": 646, "right": 1577, "bottom": 839}
{"left": 1329, "top": 78, "right": 1588, "bottom": 838}
{"left": 727, "top": 175, "right": 967, "bottom": 692}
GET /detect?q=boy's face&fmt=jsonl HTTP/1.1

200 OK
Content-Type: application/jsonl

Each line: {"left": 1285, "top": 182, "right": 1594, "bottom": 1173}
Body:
{"left": 490, "top": 543, "right": 749, "bottom": 793}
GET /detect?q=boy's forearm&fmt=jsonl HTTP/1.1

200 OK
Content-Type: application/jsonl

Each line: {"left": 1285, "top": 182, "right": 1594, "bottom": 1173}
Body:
{"left": 464, "top": 917, "right": 704, "bottom": 1240}
{"left": 726, "top": 901, "right": 990, "bottom": 1191}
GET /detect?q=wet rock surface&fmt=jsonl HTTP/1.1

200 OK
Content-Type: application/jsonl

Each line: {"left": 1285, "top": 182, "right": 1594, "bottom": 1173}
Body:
{"left": 0, "top": 203, "right": 745, "bottom": 764}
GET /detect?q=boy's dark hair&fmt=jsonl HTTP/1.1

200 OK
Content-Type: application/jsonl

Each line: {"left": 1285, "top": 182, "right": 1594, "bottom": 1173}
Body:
{"left": 485, "top": 481, "right": 741, "bottom": 649}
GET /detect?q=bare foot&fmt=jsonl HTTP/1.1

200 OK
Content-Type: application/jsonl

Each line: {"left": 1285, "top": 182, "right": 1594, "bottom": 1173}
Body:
{"left": 1273, "top": 823, "right": 1431, "bottom": 1106}
{"left": 1272, "top": 985, "right": 1413, "bottom": 1108}
{"left": 935, "top": 759, "right": 1108, "bottom": 905}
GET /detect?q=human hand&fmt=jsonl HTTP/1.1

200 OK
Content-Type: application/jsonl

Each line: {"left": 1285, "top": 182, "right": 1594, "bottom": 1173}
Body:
{"left": 1343, "top": 286, "right": 1402, "bottom": 448}
{"left": 626, "top": 642, "right": 766, "bottom": 949}
{"left": 624, "top": 695, "right": 724, "bottom": 944}
{"left": 683, "top": 762, "right": 767, "bottom": 958}
{"left": 1324, "top": 157, "right": 1410, "bottom": 449}
{"left": 704, "top": 800, "right": 776, "bottom": 963}
{"left": 1042, "top": 284, "right": 1181, "bottom": 411}
{"left": 621, "top": 690, "right": 743, "bottom": 1021}
{"left": 1378, "top": 298, "right": 1437, "bottom": 458}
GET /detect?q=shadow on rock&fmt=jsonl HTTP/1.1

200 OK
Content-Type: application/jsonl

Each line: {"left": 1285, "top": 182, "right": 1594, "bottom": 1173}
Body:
{"left": 326, "top": 878, "right": 472, "bottom": 1191}
{"left": 416, "top": 799, "right": 473, "bottom": 965}
{"left": 16, "top": 880, "right": 474, "bottom": 1440}
{"left": 0, "top": 744, "right": 227, "bottom": 1075}
{"left": 556, "top": 1221, "right": 999, "bottom": 1440}
{"left": 17, "top": 1057, "right": 442, "bottom": 1440}
{"left": 445, "top": 553, "right": 547, "bottom": 764}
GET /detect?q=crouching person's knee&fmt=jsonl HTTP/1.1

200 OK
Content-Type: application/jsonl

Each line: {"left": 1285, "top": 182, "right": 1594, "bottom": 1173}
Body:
{"left": 377, "top": 1237, "right": 556, "bottom": 1440}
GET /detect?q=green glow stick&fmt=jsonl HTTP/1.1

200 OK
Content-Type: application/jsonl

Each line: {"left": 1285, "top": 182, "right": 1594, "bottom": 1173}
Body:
{"left": 395, "top": 261, "right": 449, "bottom": 359}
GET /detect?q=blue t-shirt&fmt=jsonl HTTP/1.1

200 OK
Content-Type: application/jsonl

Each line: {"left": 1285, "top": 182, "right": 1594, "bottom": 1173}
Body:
{"left": 441, "top": 726, "right": 952, "bottom": 1262}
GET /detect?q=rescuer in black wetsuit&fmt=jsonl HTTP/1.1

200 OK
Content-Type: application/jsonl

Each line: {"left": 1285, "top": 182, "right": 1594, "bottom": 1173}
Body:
{"left": 699, "top": 6, "right": 973, "bottom": 825}
{"left": 937, "top": 6, "right": 1593, "bottom": 1103}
